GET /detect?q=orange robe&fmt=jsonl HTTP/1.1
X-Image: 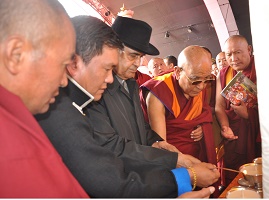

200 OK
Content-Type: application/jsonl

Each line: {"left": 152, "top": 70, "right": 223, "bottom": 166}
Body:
{"left": 140, "top": 73, "right": 220, "bottom": 197}
{"left": 140, "top": 72, "right": 216, "bottom": 164}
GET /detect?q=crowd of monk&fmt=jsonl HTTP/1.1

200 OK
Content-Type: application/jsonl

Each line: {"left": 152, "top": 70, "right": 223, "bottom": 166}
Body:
{"left": 0, "top": 0, "right": 260, "bottom": 198}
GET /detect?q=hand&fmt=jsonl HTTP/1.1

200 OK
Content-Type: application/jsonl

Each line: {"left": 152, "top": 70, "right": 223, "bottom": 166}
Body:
{"left": 230, "top": 101, "right": 248, "bottom": 119}
{"left": 176, "top": 153, "right": 201, "bottom": 168}
{"left": 152, "top": 141, "right": 180, "bottom": 153}
{"left": 189, "top": 162, "right": 220, "bottom": 188}
{"left": 178, "top": 186, "right": 215, "bottom": 198}
{"left": 221, "top": 125, "right": 238, "bottom": 140}
{"left": 191, "top": 125, "right": 203, "bottom": 141}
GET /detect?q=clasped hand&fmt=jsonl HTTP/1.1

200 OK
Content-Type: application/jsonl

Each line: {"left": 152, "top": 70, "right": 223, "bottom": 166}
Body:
{"left": 230, "top": 101, "right": 248, "bottom": 119}
{"left": 151, "top": 141, "right": 201, "bottom": 168}
{"left": 178, "top": 162, "right": 219, "bottom": 198}
{"left": 191, "top": 125, "right": 203, "bottom": 141}
{"left": 152, "top": 140, "right": 179, "bottom": 153}
{"left": 190, "top": 162, "right": 220, "bottom": 188}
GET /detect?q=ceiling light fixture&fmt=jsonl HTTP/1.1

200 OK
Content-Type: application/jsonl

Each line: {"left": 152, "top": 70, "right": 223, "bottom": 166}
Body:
{"left": 187, "top": 26, "right": 192, "bottom": 33}
{"left": 164, "top": 31, "right": 170, "bottom": 38}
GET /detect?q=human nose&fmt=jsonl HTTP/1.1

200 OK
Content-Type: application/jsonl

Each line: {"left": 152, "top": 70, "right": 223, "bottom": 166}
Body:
{"left": 196, "top": 81, "right": 207, "bottom": 90}
{"left": 230, "top": 53, "right": 237, "bottom": 62}
{"left": 60, "top": 72, "right": 68, "bottom": 88}
{"left": 105, "top": 70, "right": 114, "bottom": 84}
{"left": 133, "top": 56, "right": 141, "bottom": 66}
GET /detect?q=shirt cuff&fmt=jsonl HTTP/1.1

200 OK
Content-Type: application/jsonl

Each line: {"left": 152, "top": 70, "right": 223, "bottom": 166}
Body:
{"left": 171, "top": 167, "right": 192, "bottom": 196}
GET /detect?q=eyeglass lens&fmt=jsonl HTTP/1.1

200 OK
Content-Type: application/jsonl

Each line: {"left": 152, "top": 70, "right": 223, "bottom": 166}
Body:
{"left": 191, "top": 79, "right": 213, "bottom": 85}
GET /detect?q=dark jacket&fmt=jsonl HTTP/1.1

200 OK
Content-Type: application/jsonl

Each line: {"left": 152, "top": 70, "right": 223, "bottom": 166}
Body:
{"left": 36, "top": 79, "right": 178, "bottom": 198}
{"left": 88, "top": 73, "right": 165, "bottom": 145}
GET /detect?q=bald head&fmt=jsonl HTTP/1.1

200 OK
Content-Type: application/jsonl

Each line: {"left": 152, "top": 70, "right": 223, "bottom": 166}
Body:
{"left": 0, "top": 0, "right": 70, "bottom": 50}
{"left": 216, "top": 51, "right": 228, "bottom": 70}
{"left": 225, "top": 35, "right": 249, "bottom": 46}
{"left": 224, "top": 35, "right": 252, "bottom": 71}
{"left": 178, "top": 45, "right": 212, "bottom": 72}
{"left": 0, "top": 0, "right": 76, "bottom": 114}
{"left": 148, "top": 57, "right": 169, "bottom": 77}
{"left": 175, "top": 46, "right": 213, "bottom": 98}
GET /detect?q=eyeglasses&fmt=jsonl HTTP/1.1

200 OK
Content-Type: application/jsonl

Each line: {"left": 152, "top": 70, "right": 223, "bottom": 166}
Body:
{"left": 182, "top": 70, "right": 215, "bottom": 86}
{"left": 121, "top": 50, "right": 144, "bottom": 62}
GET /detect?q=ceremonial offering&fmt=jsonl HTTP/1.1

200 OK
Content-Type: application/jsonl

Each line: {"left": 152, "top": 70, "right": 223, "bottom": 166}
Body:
{"left": 226, "top": 186, "right": 261, "bottom": 198}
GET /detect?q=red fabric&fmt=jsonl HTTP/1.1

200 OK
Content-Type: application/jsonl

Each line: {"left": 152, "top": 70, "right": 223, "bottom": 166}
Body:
{"left": 141, "top": 73, "right": 217, "bottom": 165}
{"left": 219, "top": 56, "right": 261, "bottom": 184}
{"left": 207, "top": 76, "right": 216, "bottom": 108}
{"left": 135, "top": 70, "right": 152, "bottom": 87}
{"left": 0, "top": 86, "right": 89, "bottom": 198}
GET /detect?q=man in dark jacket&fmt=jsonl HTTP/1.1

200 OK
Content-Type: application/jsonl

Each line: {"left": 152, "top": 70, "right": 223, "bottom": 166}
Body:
{"left": 36, "top": 15, "right": 219, "bottom": 198}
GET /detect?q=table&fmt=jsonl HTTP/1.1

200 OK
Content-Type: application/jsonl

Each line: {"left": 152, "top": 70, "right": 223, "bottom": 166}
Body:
{"left": 218, "top": 173, "right": 243, "bottom": 198}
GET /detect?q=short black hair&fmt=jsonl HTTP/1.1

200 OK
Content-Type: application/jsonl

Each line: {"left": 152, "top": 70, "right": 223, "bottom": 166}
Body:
{"left": 71, "top": 15, "right": 123, "bottom": 65}
{"left": 164, "top": 55, "right": 177, "bottom": 66}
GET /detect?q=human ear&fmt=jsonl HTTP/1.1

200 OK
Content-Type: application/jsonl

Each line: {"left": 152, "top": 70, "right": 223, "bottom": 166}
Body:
{"left": 174, "top": 67, "right": 181, "bottom": 80}
{"left": 248, "top": 45, "right": 252, "bottom": 56}
{"left": 66, "top": 54, "right": 80, "bottom": 77}
{"left": 4, "top": 37, "right": 24, "bottom": 74}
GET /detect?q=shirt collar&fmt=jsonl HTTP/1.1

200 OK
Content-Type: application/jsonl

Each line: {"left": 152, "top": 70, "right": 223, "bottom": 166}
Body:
{"left": 67, "top": 75, "right": 94, "bottom": 115}
{"left": 115, "top": 75, "right": 126, "bottom": 85}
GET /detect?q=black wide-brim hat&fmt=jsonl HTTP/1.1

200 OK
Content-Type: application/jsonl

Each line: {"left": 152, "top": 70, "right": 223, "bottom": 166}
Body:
{"left": 112, "top": 16, "right": 159, "bottom": 56}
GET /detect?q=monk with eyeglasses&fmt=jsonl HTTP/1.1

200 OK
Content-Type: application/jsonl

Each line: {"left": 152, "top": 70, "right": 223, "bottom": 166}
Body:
{"left": 140, "top": 45, "right": 217, "bottom": 170}
{"left": 140, "top": 45, "right": 220, "bottom": 196}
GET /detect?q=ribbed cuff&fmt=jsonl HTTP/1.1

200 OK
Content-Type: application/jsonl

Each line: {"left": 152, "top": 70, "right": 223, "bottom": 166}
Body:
{"left": 171, "top": 167, "right": 192, "bottom": 196}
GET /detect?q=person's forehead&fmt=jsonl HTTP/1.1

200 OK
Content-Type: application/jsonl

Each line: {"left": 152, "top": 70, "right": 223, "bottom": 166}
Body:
{"left": 217, "top": 53, "right": 225, "bottom": 59}
{"left": 154, "top": 58, "right": 163, "bottom": 63}
{"left": 225, "top": 39, "right": 248, "bottom": 51}
{"left": 187, "top": 62, "right": 210, "bottom": 72}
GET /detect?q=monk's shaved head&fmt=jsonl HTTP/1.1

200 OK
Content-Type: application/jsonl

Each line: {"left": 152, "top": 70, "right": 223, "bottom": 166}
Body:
{"left": 225, "top": 35, "right": 249, "bottom": 47}
{"left": 224, "top": 35, "right": 252, "bottom": 71}
{"left": 0, "top": 0, "right": 76, "bottom": 114}
{"left": 0, "top": 0, "right": 70, "bottom": 52}
{"left": 178, "top": 45, "right": 212, "bottom": 72}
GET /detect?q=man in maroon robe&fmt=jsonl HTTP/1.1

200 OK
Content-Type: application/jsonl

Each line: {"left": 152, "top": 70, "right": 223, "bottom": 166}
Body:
{"left": 0, "top": 0, "right": 88, "bottom": 197}
{"left": 215, "top": 35, "right": 261, "bottom": 186}
{"left": 140, "top": 45, "right": 220, "bottom": 197}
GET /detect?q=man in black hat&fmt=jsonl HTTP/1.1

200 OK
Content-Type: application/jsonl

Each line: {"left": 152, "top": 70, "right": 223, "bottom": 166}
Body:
{"left": 88, "top": 16, "right": 177, "bottom": 154}
{"left": 87, "top": 16, "right": 219, "bottom": 197}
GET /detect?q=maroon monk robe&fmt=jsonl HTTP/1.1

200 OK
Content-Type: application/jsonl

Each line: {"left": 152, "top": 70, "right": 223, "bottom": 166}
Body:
{"left": 141, "top": 73, "right": 221, "bottom": 197}
{"left": 0, "top": 85, "right": 88, "bottom": 198}
{"left": 219, "top": 56, "right": 261, "bottom": 184}
{"left": 135, "top": 70, "right": 152, "bottom": 87}
{"left": 140, "top": 72, "right": 217, "bottom": 165}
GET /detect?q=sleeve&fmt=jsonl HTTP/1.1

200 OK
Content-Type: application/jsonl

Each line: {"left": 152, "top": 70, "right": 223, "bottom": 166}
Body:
{"left": 35, "top": 93, "right": 178, "bottom": 198}
{"left": 144, "top": 122, "right": 165, "bottom": 145}
{"left": 172, "top": 168, "right": 192, "bottom": 196}
{"left": 87, "top": 100, "right": 177, "bottom": 170}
